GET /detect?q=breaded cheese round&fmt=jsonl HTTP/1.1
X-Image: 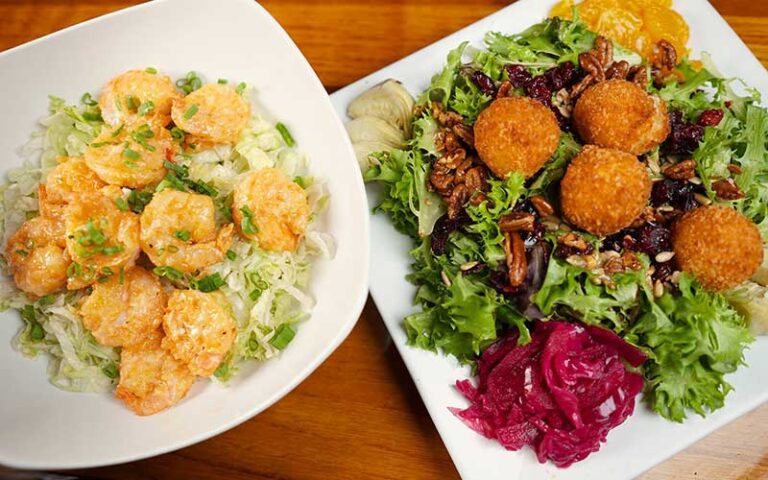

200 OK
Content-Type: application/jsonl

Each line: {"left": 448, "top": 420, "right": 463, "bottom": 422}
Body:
{"left": 474, "top": 96, "right": 561, "bottom": 179}
{"left": 573, "top": 79, "right": 670, "bottom": 155}
{"left": 673, "top": 206, "right": 763, "bottom": 291}
{"left": 560, "top": 145, "right": 651, "bottom": 236}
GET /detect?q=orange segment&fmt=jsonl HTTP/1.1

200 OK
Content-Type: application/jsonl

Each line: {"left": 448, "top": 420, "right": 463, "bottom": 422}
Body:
{"left": 548, "top": 0, "right": 689, "bottom": 60}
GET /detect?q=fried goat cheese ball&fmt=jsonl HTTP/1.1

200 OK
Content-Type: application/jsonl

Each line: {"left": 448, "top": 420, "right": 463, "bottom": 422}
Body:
{"left": 473, "top": 96, "right": 561, "bottom": 179}
{"left": 573, "top": 79, "right": 670, "bottom": 155}
{"left": 560, "top": 146, "right": 651, "bottom": 236}
{"left": 673, "top": 206, "right": 763, "bottom": 291}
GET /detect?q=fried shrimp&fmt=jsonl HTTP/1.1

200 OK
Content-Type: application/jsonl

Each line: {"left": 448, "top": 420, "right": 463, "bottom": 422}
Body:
{"left": 573, "top": 79, "right": 670, "bottom": 155}
{"left": 162, "top": 290, "right": 236, "bottom": 377}
{"left": 64, "top": 193, "right": 141, "bottom": 289}
{"left": 80, "top": 266, "right": 167, "bottom": 347}
{"left": 5, "top": 215, "right": 70, "bottom": 297}
{"left": 140, "top": 189, "right": 234, "bottom": 274}
{"left": 43, "top": 157, "right": 106, "bottom": 206}
{"left": 171, "top": 84, "right": 251, "bottom": 145}
{"left": 560, "top": 146, "right": 651, "bottom": 236}
{"left": 84, "top": 122, "right": 175, "bottom": 188}
{"left": 115, "top": 330, "right": 196, "bottom": 416}
{"left": 474, "top": 96, "right": 561, "bottom": 179}
{"left": 232, "top": 168, "right": 310, "bottom": 252}
{"left": 673, "top": 206, "right": 763, "bottom": 291}
{"left": 98, "top": 69, "right": 180, "bottom": 128}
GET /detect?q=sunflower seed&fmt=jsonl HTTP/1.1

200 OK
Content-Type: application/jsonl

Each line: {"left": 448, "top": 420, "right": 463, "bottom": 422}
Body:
{"left": 655, "top": 251, "right": 675, "bottom": 263}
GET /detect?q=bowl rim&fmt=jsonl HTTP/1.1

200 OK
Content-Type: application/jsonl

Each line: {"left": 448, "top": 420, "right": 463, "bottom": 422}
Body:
{"left": 0, "top": 0, "right": 370, "bottom": 470}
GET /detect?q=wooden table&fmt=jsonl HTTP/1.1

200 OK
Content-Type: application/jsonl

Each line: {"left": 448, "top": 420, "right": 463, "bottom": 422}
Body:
{"left": 1, "top": 1, "right": 767, "bottom": 479}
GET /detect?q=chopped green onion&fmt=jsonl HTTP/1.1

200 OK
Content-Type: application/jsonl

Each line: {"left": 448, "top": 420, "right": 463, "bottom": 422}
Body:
{"left": 191, "top": 273, "right": 225, "bottom": 292}
{"left": 163, "top": 160, "right": 189, "bottom": 177}
{"left": 153, "top": 265, "right": 187, "bottom": 283}
{"left": 293, "top": 176, "right": 312, "bottom": 189}
{"left": 66, "top": 262, "right": 82, "bottom": 278}
{"left": 170, "top": 127, "right": 186, "bottom": 142}
{"left": 111, "top": 124, "right": 125, "bottom": 137}
{"left": 217, "top": 79, "right": 228, "bottom": 85}
{"left": 235, "top": 82, "right": 247, "bottom": 95}
{"left": 176, "top": 71, "right": 203, "bottom": 94}
{"left": 239, "top": 206, "right": 258, "bottom": 235}
{"left": 173, "top": 230, "right": 191, "bottom": 241}
{"left": 14, "top": 249, "right": 28, "bottom": 257}
{"left": 114, "top": 197, "right": 129, "bottom": 212}
{"left": 213, "top": 362, "right": 230, "bottom": 379}
{"left": 30, "top": 323, "right": 45, "bottom": 341}
{"left": 100, "top": 245, "right": 125, "bottom": 256}
{"left": 118, "top": 268, "right": 125, "bottom": 285}
{"left": 125, "top": 95, "right": 140, "bottom": 111}
{"left": 145, "top": 67, "right": 158, "bottom": 74}
{"left": 275, "top": 122, "right": 295, "bottom": 147}
{"left": 81, "top": 92, "right": 98, "bottom": 106}
{"left": 123, "top": 147, "right": 141, "bottom": 160}
{"left": 183, "top": 104, "right": 199, "bottom": 119}
{"left": 269, "top": 324, "right": 296, "bottom": 350}
{"left": 138, "top": 100, "right": 155, "bottom": 116}
{"left": 226, "top": 249, "right": 237, "bottom": 261}
{"left": 155, "top": 172, "right": 188, "bottom": 192}
{"left": 249, "top": 288, "right": 263, "bottom": 301}
{"left": 89, "top": 141, "right": 110, "bottom": 148}
{"left": 37, "top": 294, "right": 56, "bottom": 306}
{"left": 127, "top": 189, "right": 153, "bottom": 213}
{"left": 102, "top": 363, "right": 119, "bottom": 379}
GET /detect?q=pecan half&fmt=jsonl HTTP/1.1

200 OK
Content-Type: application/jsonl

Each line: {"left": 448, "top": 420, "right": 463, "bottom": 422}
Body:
{"left": 727, "top": 164, "right": 743, "bottom": 175}
{"left": 452, "top": 123, "right": 475, "bottom": 148}
{"left": 529, "top": 195, "right": 555, "bottom": 217}
{"left": 628, "top": 65, "right": 648, "bottom": 89}
{"left": 662, "top": 159, "right": 697, "bottom": 180}
{"left": 606, "top": 60, "right": 629, "bottom": 80}
{"left": 558, "top": 232, "right": 591, "bottom": 252}
{"left": 463, "top": 166, "right": 488, "bottom": 196}
{"left": 496, "top": 80, "right": 513, "bottom": 99}
{"left": 499, "top": 212, "right": 535, "bottom": 233}
{"left": 435, "top": 130, "right": 461, "bottom": 153}
{"left": 580, "top": 51, "right": 606, "bottom": 83}
{"left": 593, "top": 36, "right": 614, "bottom": 67}
{"left": 504, "top": 232, "right": 527, "bottom": 287}
{"left": 446, "top": 184, "right": 469, "bottom": 219}
{"left": 432, "top": 101, "right": 463, "bottom": 127}
{"left": 621, "top": 252, "right": 642, "bottom": 271}
{"left": 712, "top": 178, "right": 745, "bottom": 200}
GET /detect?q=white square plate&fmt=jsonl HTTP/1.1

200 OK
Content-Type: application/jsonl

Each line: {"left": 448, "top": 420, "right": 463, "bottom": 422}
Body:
{"left": 0, "top": 0, "right": 369, "bottom": 469}
{"left": 330, "top": 1, "right": 768, "bottom": 478}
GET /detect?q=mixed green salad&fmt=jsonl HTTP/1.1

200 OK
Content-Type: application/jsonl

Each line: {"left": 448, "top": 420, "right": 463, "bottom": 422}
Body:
{"left": 358, "top": 15, "right": 767, "bottom": 428}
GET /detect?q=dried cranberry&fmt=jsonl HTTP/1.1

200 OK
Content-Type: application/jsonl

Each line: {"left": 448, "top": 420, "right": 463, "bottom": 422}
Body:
{"left": 505, "top": 64, "right": 533, "bottom": 89}
{"left": 545, "top": 61, "right": 578, "bottom": 90}
{"left": 525, "top": 222, "right": 546, "bottom": 246}
{"left": 652, "top": 261, "right": 675, "bottom": 282}
{"left": 634, "top": 223, "right": 672, "bottom": 256}
{"left": 526, "top": 75, "right": 553, "bottom": 107}
{"left": 514, "top": 199, "right": 539, "bottom": 216}
{"left": 471, "top": 71, "right": 497, "bottom": 97}
{"left": 697, "top": 109, "right": 724, "bottom": 127}
{"left": 430, "top": 211, "right": 471, "bottom": 255}
{"left": 665, "top": 110, "right": 704, "bottom": 155}
{"left": 489, "top": 268, "right": 521, "bottom": 295}
{"left": 651, "top": 178, "right": 698, "bottom": 210}
{"left": 553, "top": 242, "right": 594, "bottom": 259}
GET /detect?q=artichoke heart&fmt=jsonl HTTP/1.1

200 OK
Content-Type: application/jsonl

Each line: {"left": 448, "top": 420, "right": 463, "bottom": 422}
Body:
{"left": 347, "top": 79, "right": 415, "bottom": 137}
{"left": 726, "top": 281, "right": 768, "bottom": 335}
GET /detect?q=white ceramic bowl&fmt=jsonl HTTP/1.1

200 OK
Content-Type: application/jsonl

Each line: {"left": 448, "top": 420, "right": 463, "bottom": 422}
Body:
{"left": 0, "top": 0, "right": 369, "bottom": 469}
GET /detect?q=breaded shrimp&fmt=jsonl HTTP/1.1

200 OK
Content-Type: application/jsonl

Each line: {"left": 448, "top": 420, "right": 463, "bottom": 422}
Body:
{"left": 98, "top": 69, "right": 180, "bottom": 128}
{"left": 171, "top": 84, "right": 251, "bottom": 145}
{"left": 5, "top": 215, "right": 70, "bottom": 297}
{"left": 232, "top": 168, "right": 310, "bottom": 252}
{"left": 64, "top": 193, "right": 141, "bottom": 289}
{"left": 139, "top": 189, "right": 234, "bottom": 274}
{"left": 84, "top": 122, "right": 175, "bottom": 188}
{"left": 162, "top": 290, "right": 236, "bottom": 377}
{"left": 80, "top": 266, "right": 167, "bottom": 347}
{"left": 115, "top": 330, "right": 196, "bottom": 416}
{"left": 43, "top": 156, "right": 106, "bottom": 206}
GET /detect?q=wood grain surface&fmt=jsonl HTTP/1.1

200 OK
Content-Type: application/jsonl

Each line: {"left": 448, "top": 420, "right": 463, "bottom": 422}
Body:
{"left": 0, "top": 1, "right": 767, "bottom": 479}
